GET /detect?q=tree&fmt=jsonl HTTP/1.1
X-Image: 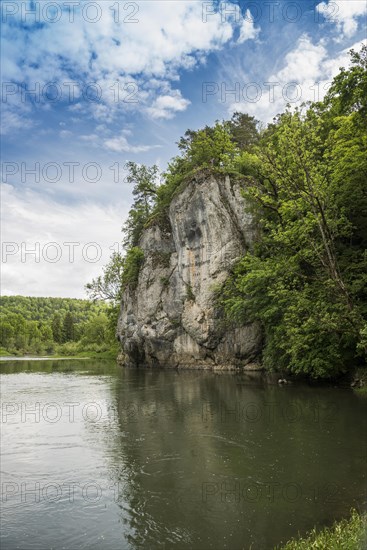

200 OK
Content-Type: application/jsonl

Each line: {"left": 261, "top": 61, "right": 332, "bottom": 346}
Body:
{"left": 82, "top": 313, "right": 109, "bottom": 345}
{"left": 63, "top": 312, "right": 75, "bottom": 342}
{"left": 0, "top": 320, "right": 14, "bottom": 349}
{"left": 323, "top": 44, "right": 367, "bottom": 121}
{"left": 85, "top": 251, "right": 125, "bottom": 303}
{"left": 86, "top": 162, "right": 158, "bottom": 305}
{"left": 123, "top": 162, "right": 160, "bottom": 247}
{"left": 222, "top": 48, "right": 367, "bottom": 377}
{"left": 228, "top": 112, "right": 259, "bottom": 150}
{"left": 176, "top": 121, "right": 237, "bottom": 170}
{"left": 52, "top": 313, "right": 63, "bottom": 343}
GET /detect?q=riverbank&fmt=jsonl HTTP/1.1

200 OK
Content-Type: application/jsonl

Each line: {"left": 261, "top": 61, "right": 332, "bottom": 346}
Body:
{"left": 0, "top": 347, "right": 118, "bottom": 360}
{"left": 117, "top": 351, "right": 367, "bottom": 393}
{"left": 3, "top": 346, "right": 367, "bottom": 395}
{"left": 278, "top": 510, "right": 366, "bottom": 549}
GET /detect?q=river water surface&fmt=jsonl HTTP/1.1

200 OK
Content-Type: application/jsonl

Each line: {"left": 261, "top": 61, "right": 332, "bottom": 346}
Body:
{"left": 1, "top": 359, "right": 366, "bottom": 549}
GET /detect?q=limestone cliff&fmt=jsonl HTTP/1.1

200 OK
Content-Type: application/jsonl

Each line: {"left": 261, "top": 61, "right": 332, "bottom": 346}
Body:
{"left": 117, "top": 171, "right": 262, "bottom": 369}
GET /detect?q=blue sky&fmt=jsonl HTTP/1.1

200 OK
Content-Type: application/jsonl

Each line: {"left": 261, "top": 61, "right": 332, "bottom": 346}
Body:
{"left": 1, "top": 0, "right": 366, "bottom": 297}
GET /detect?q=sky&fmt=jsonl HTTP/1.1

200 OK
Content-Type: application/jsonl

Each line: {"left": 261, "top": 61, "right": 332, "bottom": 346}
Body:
{"left": 1, "top": 0, "right": 366, "bottom": 298}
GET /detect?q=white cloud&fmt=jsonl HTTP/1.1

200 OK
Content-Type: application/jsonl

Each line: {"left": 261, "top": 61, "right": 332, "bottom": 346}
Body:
{"left": 59, "top": 130, "right": 72, "bottom": 138}
{"left": 275, "top": 37, "right": 328, "bottom": 82}
{"left": 0, "top": 111, "right": 34, "bottom": 135}
{"left": 104, "top": 134, "right": 160, "bottom": 153}
{"left": 237, "top": 9, "right": 260, "bottom": 43}
{"left": 1, "top": 184, "right": 128, "bottom": 298}
{"left": 77, "top": 129, "right": 160, "bottom": 152}
{"left": 80, "top": 133, "right": 99, "bottom": 143}
{"left": 225, "top": 36, "right": 366, "bottom": 122}
{"left": 1, "top": 1, "right": 251, "bottom": 125}
{"left": 316, "top": 0, "right": 367, "bottom": 38}
{"left": 147, "top": 92, "right": 191, "bottom": 120}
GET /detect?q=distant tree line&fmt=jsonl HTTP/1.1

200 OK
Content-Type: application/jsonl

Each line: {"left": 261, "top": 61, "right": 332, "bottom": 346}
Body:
{"left": 0, "top": 296, "right": 118, "bottom": 357}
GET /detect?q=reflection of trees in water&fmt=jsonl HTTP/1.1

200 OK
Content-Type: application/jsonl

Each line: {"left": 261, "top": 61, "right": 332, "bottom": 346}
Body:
{"left": 108, "top": 368, "right": 367, "bottom": 550}
{"left": 0, "top": 358, "right": 118, "bottom": 376}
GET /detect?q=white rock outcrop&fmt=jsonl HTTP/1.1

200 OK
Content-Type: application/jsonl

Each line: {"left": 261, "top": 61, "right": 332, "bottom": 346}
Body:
{"left": 117, "top": 171, "right": 262, "bottom": 369}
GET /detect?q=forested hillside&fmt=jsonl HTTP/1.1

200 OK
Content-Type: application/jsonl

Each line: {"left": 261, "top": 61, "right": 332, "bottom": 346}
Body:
{"left": 0, "top": 296, "right": 118, "bottom": 357}
{"left": 90, "top": 45, "right": 367, "bottom": 379}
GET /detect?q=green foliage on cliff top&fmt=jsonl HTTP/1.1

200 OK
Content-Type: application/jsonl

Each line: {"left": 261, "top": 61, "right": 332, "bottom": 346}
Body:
{"left": 122, "top": 114, "right": 260, "bottom": 246}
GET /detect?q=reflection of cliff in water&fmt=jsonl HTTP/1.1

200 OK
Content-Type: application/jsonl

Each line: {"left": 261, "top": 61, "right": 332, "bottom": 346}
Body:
{"left": 110, "top": 368, "right": 367, "bottom": 550}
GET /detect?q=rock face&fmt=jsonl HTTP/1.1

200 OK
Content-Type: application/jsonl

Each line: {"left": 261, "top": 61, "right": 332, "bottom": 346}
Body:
{"left": 117, "top": 171, "right": 262, "bottom": 369}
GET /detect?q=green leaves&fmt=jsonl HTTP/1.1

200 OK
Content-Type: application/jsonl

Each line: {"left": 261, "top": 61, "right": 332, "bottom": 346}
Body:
{"left": 222, "top": 46, "right": 367, "bottom": 378}
{"left": 120, "top": 247, "right": 145, "bottom": 290}
{"left": 86, "top": 251, "right": 125, "bottom": 303}
{"left": 228, "top": 112, "right": 259, "bottom": 151}
{"left": 324, "top": 44, "right": 367, "bottom": 121}
{"left": 123, "top": 162, "right": 160, "bottom": 248}
{"left": 0, "top": 297, "right": 113, "bottom": 356}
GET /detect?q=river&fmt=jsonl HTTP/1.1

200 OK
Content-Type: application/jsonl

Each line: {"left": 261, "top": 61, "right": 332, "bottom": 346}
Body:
{"left": 1, "top": 359, "right": 366, "bottom": 549}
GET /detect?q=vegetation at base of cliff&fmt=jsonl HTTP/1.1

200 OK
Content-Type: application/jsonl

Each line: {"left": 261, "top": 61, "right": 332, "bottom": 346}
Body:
{"left": 0, "top": 296, "right": 118, "bottom": 357}
{"left": 88, "top": 46, "right": 366, "bottom": 380}
{"left": 276, "top": 509, "right": 366, "bottom": 549}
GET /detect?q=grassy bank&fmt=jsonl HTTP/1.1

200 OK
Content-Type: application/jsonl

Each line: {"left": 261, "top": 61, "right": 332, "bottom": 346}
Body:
{"left": 277, "top": 510, "right": 366, "bottom": 549}
{"left": 0, "top": 345, "right": 119, "bottom": 360}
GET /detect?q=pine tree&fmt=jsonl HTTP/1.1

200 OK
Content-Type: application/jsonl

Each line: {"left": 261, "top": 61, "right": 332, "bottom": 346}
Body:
{"left": 63, "top": 312, "right": 75, "bottom": 342}
{"left": 51, "top": 314, "right": 62, "bottom": 343}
